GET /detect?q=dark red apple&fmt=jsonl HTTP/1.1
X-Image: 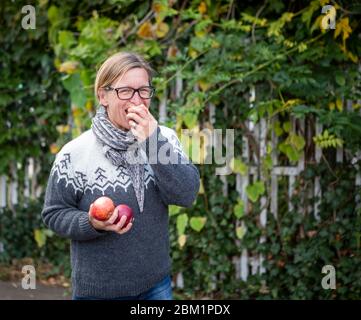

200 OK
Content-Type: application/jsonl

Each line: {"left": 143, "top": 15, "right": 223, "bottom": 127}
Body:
{"left": 113, "top": 204, "right": 134, "bottom": 228}
{"left": 90, "top": 196, "right": 115, "bottom": 221}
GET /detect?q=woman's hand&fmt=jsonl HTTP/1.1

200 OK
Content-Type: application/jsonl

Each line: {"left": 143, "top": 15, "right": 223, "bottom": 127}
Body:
{"left": 88, "top": 204, "right": 133, "bottom": 235}
{"left": 126, "top": 104, "right": 158, "bottom": 142}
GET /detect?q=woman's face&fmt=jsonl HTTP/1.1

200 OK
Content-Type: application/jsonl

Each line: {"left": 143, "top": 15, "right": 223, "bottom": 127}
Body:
{"left": 98, "top": 67, "right": 151, "bottom": 131}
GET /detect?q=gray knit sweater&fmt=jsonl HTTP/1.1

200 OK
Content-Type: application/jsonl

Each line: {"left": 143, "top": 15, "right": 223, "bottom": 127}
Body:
{"left": 41, "top": 125, "right": 200, "bottom": 298}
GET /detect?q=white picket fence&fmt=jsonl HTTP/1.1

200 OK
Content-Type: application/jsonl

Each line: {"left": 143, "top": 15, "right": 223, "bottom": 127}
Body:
{"left": 0, "top": 158, "right": 43, "bottom": 210}
{"left": 172, "top": 78, "right": 361, "bottom": 288}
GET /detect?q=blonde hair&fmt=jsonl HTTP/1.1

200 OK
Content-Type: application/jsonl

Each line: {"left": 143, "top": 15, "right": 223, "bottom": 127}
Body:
{"left": 94, "top": 52, "right": 154, "bottom": 101}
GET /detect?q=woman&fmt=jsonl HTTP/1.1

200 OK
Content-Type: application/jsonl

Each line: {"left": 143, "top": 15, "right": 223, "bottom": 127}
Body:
{"left": 41, "top": 52, "right": 200, "bottom": 300}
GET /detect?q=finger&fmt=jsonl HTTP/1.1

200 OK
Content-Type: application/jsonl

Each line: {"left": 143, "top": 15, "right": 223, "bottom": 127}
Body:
{"left": 114, "top": 215, "right": 128, "bottom": 231}
{"left": 88, "top": 204, "right": 94, "bottom": 219}
{"left": 105, "top": 207, "right": 119, "bottom": 225}
{"left": 117, "top": 222, "right": 133, "bottom": 235}
{"left": 128, "top": 105, "right": 148, "bottom": 117}
{"left": 130, "top": 126, "right": 138, "bottom": 136}
{"left": 126, "top": 112, "right": 145, "bottom": 125}
{"left": 128, "top": 120, "right": 137, "bottom": 128}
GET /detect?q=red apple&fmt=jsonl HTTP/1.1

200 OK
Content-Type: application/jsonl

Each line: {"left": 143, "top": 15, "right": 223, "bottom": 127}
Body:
{"left": 90, "top": 196, "right": 115, "bottom": 221}
{"left": 113, "top": 204, "right": 134, "bottom": 228}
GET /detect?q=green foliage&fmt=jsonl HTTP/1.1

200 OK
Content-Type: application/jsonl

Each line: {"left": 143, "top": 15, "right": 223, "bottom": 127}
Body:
{"left": 0, "top": 199, "right": 71, "bottom": 278}
{"left": 246, "top": 181, "right": 266, "bottom": 203}
{"left": 256, "top": 164, "right": 361, "bottom": 299}
{"left": 0, "top": 1, "right": 69, "bottom": 175}
{"left": 313, "top": 130, "right": 344, "bottom": 149}
{"left": 233, "top": 199, "right": 245, "bottom": 219}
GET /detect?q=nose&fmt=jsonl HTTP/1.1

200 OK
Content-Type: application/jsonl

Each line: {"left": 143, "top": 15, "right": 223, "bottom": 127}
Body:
{"left": 129, "top": 91, "right": 142, "bottom": 105}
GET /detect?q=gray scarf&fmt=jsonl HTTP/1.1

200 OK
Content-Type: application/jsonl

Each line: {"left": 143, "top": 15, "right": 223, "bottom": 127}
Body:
{"left": 91, "top": 105, "right": 145, "bottom": 213}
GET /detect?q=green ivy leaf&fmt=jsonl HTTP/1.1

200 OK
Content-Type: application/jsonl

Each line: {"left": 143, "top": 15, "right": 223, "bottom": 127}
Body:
{"left": 274, "top": 121, "right": 284, "bottom": 137}
{"left": 62, "top": 74, "right": 87, "bottom": 107}
{"left": 289, "top": 133, "right": 306, "bottom": 150}
{"left": 34, "top": 229, "right": 46, "bottom": 248}
{"left": 234, "top": 199, "right": 245, "bottom": 219}
{"left": 246, "top": 181, "right": 265, "bottom": 203}
{"left": 279, "top": 143, "right": 300, "bottom": 162}
{"left": 58, "top": 31, "right": 76, "bottom": 49}
{"left": 169, "top": 205, "right": 181, "bottom": 216}
{"left": 335, "top": 73, "right": 346, "bottom": 86}
{"left": 230, "top": 158, "right": 248, "bottom": 175}
{"left": 264, "top": 154, "right": 273, "bottom": 170}
{"left": 236, "top": 225, "right": 247, "bottom": 240}
{"left": 177, "top": 213, "right": 189, "bottom": 236}
{"left": 183, "top": 112, "right": 198, "bottom": 129}
{"left": 190, "top": 217, "right": 207, "bottom": 232}
{"left": 283, "top": 121, "right": 291, "bottom": 133}
{"left": 178, "top": 234, "right": 187, "bottom": 248}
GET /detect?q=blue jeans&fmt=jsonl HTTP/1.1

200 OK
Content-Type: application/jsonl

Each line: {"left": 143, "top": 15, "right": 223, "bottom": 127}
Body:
{"left": 73, "top": 275, "right": 173, "bottom": 300}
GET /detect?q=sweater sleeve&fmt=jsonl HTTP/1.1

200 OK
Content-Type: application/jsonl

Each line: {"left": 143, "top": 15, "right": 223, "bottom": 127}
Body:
{"left": 139, "top": 126, "right": 200, "bottom": 207}
{"left": 41, "top": 148, "right": 105, "bottom": 241}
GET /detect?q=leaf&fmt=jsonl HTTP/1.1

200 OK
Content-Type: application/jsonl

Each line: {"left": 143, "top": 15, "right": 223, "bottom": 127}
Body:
{"left": 267, "top": 12, "right": 294, "bottom": 38}
{"left": 178, "top": 234, "right": 187, "bottom": 248}
{"left": 183, "top": 112, "right": 198, "bottom": 129}
{"left": 282, "top": 121, "right": 291, "bottom": 133}
{"left": 233, "top": 199, "right": 244, "bottom": 219}
{"left": 169, "top": 205, "right": 181, "bottom": 216}
{"left": 62, "top": 74, "right": 87, "bottom": 107}
{"left": 188, "top": 47, "right": 198, "bottom": 59}
{"left": 167, "top": 44, "right": 179, "bottom": 59}
{"left": 195, "top": 19, "right": 212, "bottom": 38}
{"left": 353, "top": 103, "right": 361, "bottom": 110}
{"left": 34, "top": 229, "right": 46, "bottom": 248}
{"left": 289, "top": 133, "right": 306, "bottom": 151}
{"left": 43, "top": 229, "right": 54, "bottom": 237}
{"left": 198, "top": 2, "right": 207, "bottom": 15}
{"left": 50, "top": 143, "right": 60, "bottom": 154}
{"left": 301, "top": 0, "right": 320, "bottom": 29}
{"left": 176, "top": 213, "right": 188, "bottom": 236}
{"left": 58, "top": 61, "right": 79, "bottom": 74}
{"left": 236, "top": 225, "right": 247, "bottom": 240}
{"left": 241, "top": 13, "right": 267, "bottom": 26}
{"left": 310, "top": 15, "right": 323, "bottom": 34}
{"left": 230, "top": 158, "right": 248, "bottom": 175}
{"left": 198, "top": 80, "right": 211, "bottom": 92}
{"left": 335, "top": 73, "right": 345, "bottom": 86}
{"left": 190, "top": 217, "right": 207, "bottom": 232}
{"left": 246, "top": 181, "right": 265, "bottom": 203}
{"left": 155, "top": 21, "right": 169, "bottom": 38}
{"left": 279, "top": 142, "right": 300, "bottom": 162}
{"left": 274, "top": 121, "right": 284, "bottom": 137}
{"left": 334, "top": 17, "right": 352, "bottom": 42}
{"left": 347, "top": 51, "right": 358, "bottom": 63}
{"left": 336, "top": 98, "right": 343, "bottom": 112}
{"left": 263, "top": 154, "right": 273, "bottom": 170}
{"left": 58, "top": 31, "right": 76, "bottom": 49}
{"left": 153, "top": 1, "right": 178, "bottom": 22}
{"left": 137, "top": 21, "right": 153, "bottom": 39}
{"left": 56, "top": 125, "right": 70, "bottom": 134}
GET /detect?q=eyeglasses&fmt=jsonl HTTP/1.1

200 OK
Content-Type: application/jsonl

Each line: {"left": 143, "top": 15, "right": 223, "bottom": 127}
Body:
{"left": 104, "top": 86, "right": 155, "bottom": 100}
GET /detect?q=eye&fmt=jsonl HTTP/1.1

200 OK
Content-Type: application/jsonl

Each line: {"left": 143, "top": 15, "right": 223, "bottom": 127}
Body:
{"left": 119, "top": 89, "right": 133, "bottom": 95}
{"left": 139, "top": 88, "right": 151, "bottom": 94}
